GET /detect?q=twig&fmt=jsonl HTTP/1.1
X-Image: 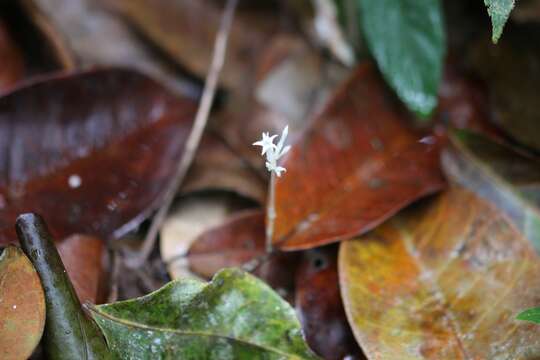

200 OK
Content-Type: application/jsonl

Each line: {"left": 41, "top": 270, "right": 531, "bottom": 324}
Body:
{"left": 125, "top": 0, "right": 239, "bottom": 268}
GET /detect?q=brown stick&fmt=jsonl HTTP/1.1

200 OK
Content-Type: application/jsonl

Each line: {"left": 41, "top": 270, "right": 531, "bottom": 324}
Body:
{"left": 125, "top": 0, "right": 239, "bottom": 268}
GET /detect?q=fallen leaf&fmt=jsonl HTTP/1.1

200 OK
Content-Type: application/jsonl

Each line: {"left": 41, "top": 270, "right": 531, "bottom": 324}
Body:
{"left": 58, "top": 234, "right": 108, "bottom": 304}
{"left": 443, "top": 129, "right": 540, "bottom": 253}
{"left": 160, "top": 192, "right": 254, "bottom": 279}
{"left": 339, "top": 187, "right": 540, "bottom": 359}
{"left": 295, "top": 247, "right": 364, "bottom": 360}
{"left": 32, "top": 0, "right": 198, "bottom": 96}
{"left": 90, "top": 268, "right": 321, "bottom": 359}
{"left": 182, "top": 132, "right": 267, "bottom": 203}
{"left": 0, "top": 68, "right": 196, "bottom": 244}
{"left": 0, "top": 0, "right": 73, "bottom": 93}
{"left": 468, "top": 25, "right": 540, "bottom": 151}
{"left": 273, "top": 63, "right": 445, "bottom": 250}
{"left": 0, "top": 246, "right": 45, "bottom": 360}
{"left": 103, "top": 0, "right": 280, "bottom": 93}
{"left": 187, "top": 209, "right": 299, "bottom": 301}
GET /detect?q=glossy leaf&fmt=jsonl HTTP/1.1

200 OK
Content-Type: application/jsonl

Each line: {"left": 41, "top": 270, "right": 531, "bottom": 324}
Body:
{"left": 357, "top": 0, "right": 445, "bottom": 117}
{"left": 187, "top": 209, "right": 299, "bottom": 302}
{"left": 273, "top": 64, "right": 445, "bottom": 250}
{"left": 0, "top": 68, "right": 196, "bottom": 245}
{"left": 90, "top": 268, "right": 320, "bottom": 359}
{"left": 443, "top": 129, "right": 540, "bottom": 253}
{"left": 0, "top": 246, "right": 45, "bottom": 360}
{"left": 516, "top": 308, "right": 540, "bottom": 324}
{"left": 339, "top": 187, "right": 540, "bottom": 359}
{"left": 485, "top": 0, "right": 515, "bottom": 43}
{"left": 16, "top": 213, "right": 111, "bottom": 360}
{"left": 295, "top": 247, "right": 364, "bottom": 360}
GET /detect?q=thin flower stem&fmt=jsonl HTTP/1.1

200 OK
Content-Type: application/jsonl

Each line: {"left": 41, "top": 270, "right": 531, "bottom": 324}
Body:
{"left": 266, "top": 173, "right": 276, "bottom": 253}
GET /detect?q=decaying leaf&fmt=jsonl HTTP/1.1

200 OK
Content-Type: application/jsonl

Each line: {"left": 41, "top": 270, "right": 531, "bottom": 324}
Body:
{"left": 295, "top": 247, "right": 364, "bottom": 360}
{"left": 339, "top": 187, "right": 540, "bottom": 359}
{"left": 273, "top": 64, "right": 445, "bottom": 250}
{"left": 90, "top": 268, "right": 321, "bottom": 359}
{"left": 0, "top": 246, "right": 45, "bottom": 360}
{"left": 443, "top": 129, "right": 540, "bottom": 253}
{"left": 0, "top": 68, "right": 196, "bottom": 245}
{"left": 160, "top": 192, "right": 254, "bottom": 279}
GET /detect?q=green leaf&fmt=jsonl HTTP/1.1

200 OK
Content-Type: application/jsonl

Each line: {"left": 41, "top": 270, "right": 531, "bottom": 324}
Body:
{"left": 357, "top": 0, "right": 445, "bottom": 118}
{"left": 517, "top": 307, "right": 540, "bottom": 324}
{"left": 443, "top": 129, "right": 540, "bottom": 253}
{"left": 89, "top": 268, "right": 320, "bottom": 359}
{"left": 484, "top": 0, "right": 515, "bottom": 43}
{"left": 15, "top": 214, "right": 112, "bottom": 360}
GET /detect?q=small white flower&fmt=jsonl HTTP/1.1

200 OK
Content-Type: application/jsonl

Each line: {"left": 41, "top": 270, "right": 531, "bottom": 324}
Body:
{"left": 253, "top": 125, "right": 290, "bottom": 177}
{"left": 252, "top": 132, "right": 277, "bottom": 156}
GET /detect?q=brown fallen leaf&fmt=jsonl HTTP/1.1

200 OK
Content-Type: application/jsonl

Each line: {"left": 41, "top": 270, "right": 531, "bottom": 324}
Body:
{"left": 273, "top": 63, "right": 445, "bottom": 250}
{"left": 187, "top": 209, "right": 299, "bottom": 302}
{"left": 0, "top": 0, "right": 73, "bottom": 94}
{"left": 181, "top": 132, "right": 267, "bottom": 204}
{"left": 160, "top": 192, "right": 254, "bottom": 280}
{"left": 57, "top": 234, "right": 108, "bottom": 304}
{"left": 0, "top": 68, "right": 197, "bottom": 245}
{"left": 295, "top": 247, "right": 364, "bottom": 360}
{"left": 0, "top": 246, "right": 45, "bottom": 360}
{"left": 339, "top": 187, "right": 540, "bottom": 359}
{"left": 103, "top": 0, "right": 280, "bottom": 93}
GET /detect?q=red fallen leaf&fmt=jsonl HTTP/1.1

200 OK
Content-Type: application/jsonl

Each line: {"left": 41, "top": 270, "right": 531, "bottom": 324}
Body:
{"left": 0, "top": 0, "right": 73, "bottom": 94}
{"left": 57, "top": 234, "right": 108, "bottom": 304}
{"left": 295, "top": 247, "right": 365, "bottom": 360}
{"left": 0, "top": 68, "right": 197, "bottom": 245}
{"left": 273, "top": 63, "right": 446, "bottom": 250}
{"left": 188, "top": 209, "right": 299, "bottom": 302}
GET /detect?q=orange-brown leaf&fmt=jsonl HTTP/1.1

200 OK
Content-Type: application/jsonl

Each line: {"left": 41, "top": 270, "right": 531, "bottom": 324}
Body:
{"left": 339, "top": 187, "right": 540, "bottom": 359}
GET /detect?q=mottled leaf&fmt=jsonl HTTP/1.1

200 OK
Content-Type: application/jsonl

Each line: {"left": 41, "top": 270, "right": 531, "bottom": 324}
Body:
{"left": 517, "top": 307, "right": 540, "bottom": 324}
{"left": 0, "top": 246, "right": 45, "bottom": 360}
{"left": 0, "top": 68, "right": 196, "bottom": 245}
{"left": 357, "top": 0, "right": 445, "bottom": 117}
{"left": 443, "top": 129, "right": 540, "bottom": 253}
{"left": 90, "top": 268, "right": 320, "bottom": 359}
{"left": 16, "top": 214, "right": 111, "bottom": 360}
{"left": 485, "top": 0, "right": 515, "bottom": 42}
{"left": 273, "top": 64, "right": 445, "bottom": 250}
{"left": 339, "top": 187, "right": 540, "bottom": 359}
{"left": 295, "top": 247, "right": 364, "bottom": 360}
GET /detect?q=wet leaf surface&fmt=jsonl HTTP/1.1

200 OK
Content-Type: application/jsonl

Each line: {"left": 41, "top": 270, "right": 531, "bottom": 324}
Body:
{"left": 273, "top": 64, "right": 445, "bottom": 250}
{"left": 295, "top": 247, "right": 364, "bottom": 360}
{"left": 0, "top": 68, "right": 197, "bottom": 245}
{"left": 90, "top": 268, "right": 321, "bottom": 359}
{"left": 0, "top": 246, "right": 45, "bottom": 360}
{"left": 443, "top": 129, "right": 540, "bottom": 253}
{"left": 187, "top": 209, "right": 299, "bottom": 302}
{"left": 357, "top": 0, "right": 445, "bottom": 117}
{"left": 339, "top": 187, "right": 540, "bottom": 359}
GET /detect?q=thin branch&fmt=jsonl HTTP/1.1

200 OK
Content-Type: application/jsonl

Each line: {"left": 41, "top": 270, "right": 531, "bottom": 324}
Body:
{"left": 125, "top": 0, "right": 239, "bottom": 268}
